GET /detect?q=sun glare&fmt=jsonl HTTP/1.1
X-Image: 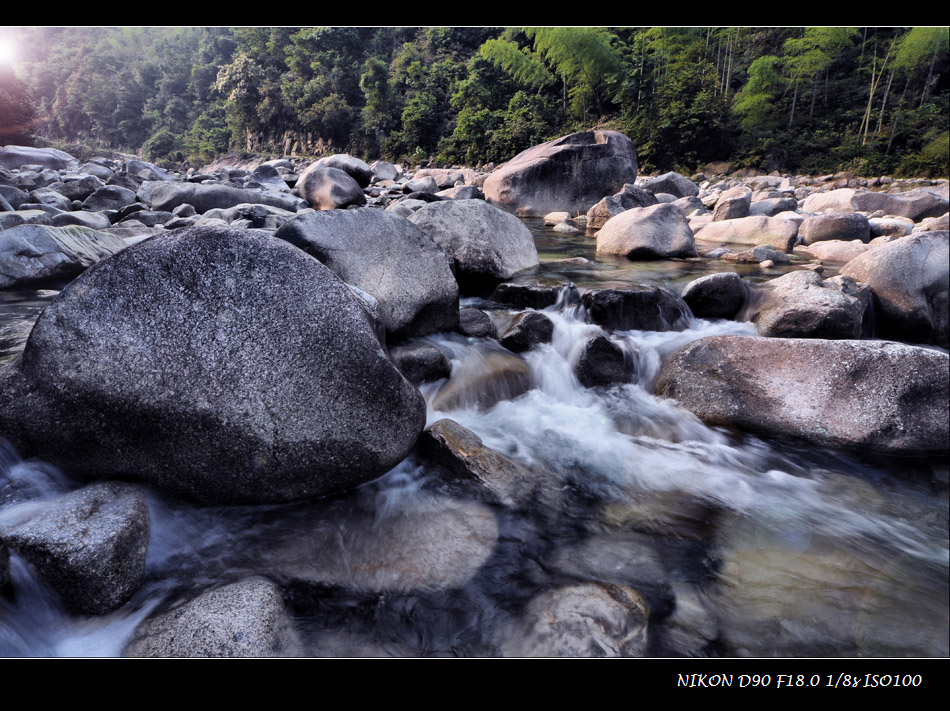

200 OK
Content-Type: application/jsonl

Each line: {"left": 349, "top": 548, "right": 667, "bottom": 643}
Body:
{"left": 0, "top": 37, "right": 18, "bottom": 67}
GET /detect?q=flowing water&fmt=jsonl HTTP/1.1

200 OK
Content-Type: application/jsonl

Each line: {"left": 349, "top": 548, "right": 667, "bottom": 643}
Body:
{"left": 0, "top": 222, "right": 947, "bottom": 657}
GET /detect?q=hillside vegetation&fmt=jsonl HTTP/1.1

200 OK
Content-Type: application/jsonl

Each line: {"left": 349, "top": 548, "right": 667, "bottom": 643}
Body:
{"left": 3, "top": 27, "right": 947, "bottom": 177}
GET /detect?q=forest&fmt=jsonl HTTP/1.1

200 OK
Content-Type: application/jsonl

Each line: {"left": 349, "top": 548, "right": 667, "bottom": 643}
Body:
{"left": 1, "top": 26, "right": 947, "bottom": 177}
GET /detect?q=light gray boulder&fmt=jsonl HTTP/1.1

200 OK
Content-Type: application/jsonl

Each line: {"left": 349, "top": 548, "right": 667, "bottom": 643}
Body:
{"left": 749, "top": 196, "right": 799, "bottom": 217}
{"left": 275, "top": 208, "right": 459, "bottom": 339}
{"left": 81, "top": 185, "right": 139, "bottom": 212}
{"left": 296, "top": 166, "right": 366, "bottom": 211}
{"left": 747, "top": 270, "right": 867, "bottom": 339}
{"left": 711, "top": 185, "right": 752, "bottom": 221}
{"left": 484, "top": 130, "right": 637, "bottom": 216}
{"left": 0, "top": 145, "right": 76, "bottom": 171}
{"left": 0, "top": 481, "right": 149, "bottom": 614}
{"left": 869, "top": 216, "right": 913, "bottom": 238}
{"left": 28, "top": 188, "right": 72, "bottom": 212}
{"left": 123, "top": 578, "right": 300, "bottom": 657}
{"left": 50, "top": 175, "right": 105, "bottom": 202}
{"left": 0, "top": 224, "right": 127, "bottom": 289}
{"left": 408, "top": 199, "right": 539, "bottom": 288}
{"left": 693, "top": 215, "right": 799, "bottom": 251}
{"left": 595, "top": 203, "right": 697, "bottom": 259}
{"left": 641, "top": 171, "right": 699, "bottom": 199}
{"left": 314, "top": 154, "right": 373, "bottom": 188}
{"left": 795, "top": 239, "right": 871, "bottom": 263}
{"left": 586, "top": 183, "right": 659, "bottom": 230}
{"left": 0, "top": 225, "right": 426, "bottom": 504}
{"left": 402, "top": 176, "right": 439, "bottom": 194}
{"left": 0, "top": 210, "right": 54, "bottom": 230}
{"left": 839, "top": 231, "right": 949, "bottom": 348}
{"left": 148, "top": 182, "right": 303, "bottom": 214}
{"left": 655, "top": 335, "right": 949, "bottom": 454}
{"left": 799, "top": 212, "right": 870, "bottom": 244}
{"left": 50, "top": 211, "right": 112, "bottom": 230}
{"left": 371, "top": 160, "right": 400, "bottom": 182}
{"left": 803, "top": 187, "right": 949, "bottom": 221}
{"left": 78, "top": 162, "right": 115, "bottom": 181}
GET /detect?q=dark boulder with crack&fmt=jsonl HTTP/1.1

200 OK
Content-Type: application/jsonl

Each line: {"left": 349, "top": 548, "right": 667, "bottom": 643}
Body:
{"left": 0, "top": 224, "right": 426, "bottom": 504}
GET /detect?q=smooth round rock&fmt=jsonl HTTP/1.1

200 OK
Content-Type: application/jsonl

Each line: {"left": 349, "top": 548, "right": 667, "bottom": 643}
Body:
{"left": 0, "top": 224, "right": 426, "bottom": 504}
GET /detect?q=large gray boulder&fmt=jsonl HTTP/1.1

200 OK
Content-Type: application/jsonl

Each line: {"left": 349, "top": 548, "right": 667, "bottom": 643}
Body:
{"left": 0, "top": 225, "right": 426, "bottom": 504}
{"left": 641, "top": 172, "right": 699, "bottom": 199}
{"left": 693, "top": 215, "right": 800, "bottom": 251}
{"left": 803, "top": 187, "right": 949, "bottom": 221}
{"left": 681, "top": 272, "right": 749, "bottom": 320}
{"left": 586, "top": 184, "right": 658, "bottom": 230}
{"left": 839, "top": 231, "right": 949, "bottom": 348}
{"left": 483, "top": 131, "right": 637, "bottom": 216}
{"left": 595, "top": 203, "right": 697, "bottom": 259}
{"left": 0, "top": 481, "right": 149, "bottom": 614}
{"left": 407, "top": 199, "right": 539, "bottom": 287}
{"left": 148, "top": 182, "right": 303, "bottom": 214}
{"left": 275, "top": 208, "right": 459, "bottom": 339}
{"left": 581, "top": 286, "right": 691, "bottom": 332}
{"left": 0, "top": 145, "right": 76, "bottom": 171}
{"left": 314, "top": 154, "right": 373, "bottom": 188}
{"left": 0, "top": 224, "right": 127, "bottom": 289}
{"left": 747, "top": 270, "right": 867, "bottom": 339}
{"left": 711, "top": 185, "right": 752, "bottom": 221}
{"left": 124, "top": 578, "right": 300, "bottom": 657}
{"left": 656, "top": 335, "right": 949, "bottom": 455}
{"left": 799, "top": 212, "right": 870, "bottom": 244}
{"left": 297, "top": 166, "right": 366, "bottom": 210}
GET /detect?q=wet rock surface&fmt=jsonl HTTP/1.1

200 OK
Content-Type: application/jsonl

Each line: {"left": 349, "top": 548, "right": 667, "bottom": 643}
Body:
{"left": 0, "top": 481, "right": 149, "bottom": 614}
{"left": 656, "top": 335, "right": 949, "bottom": 455}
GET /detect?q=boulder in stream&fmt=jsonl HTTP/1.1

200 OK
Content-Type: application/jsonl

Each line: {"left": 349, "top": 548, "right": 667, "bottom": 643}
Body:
{"left": 483, "top": 130, "right": 637, "bottom": 217}
{"left": 655, "top": 335, "right": 949, "bottom": 455}
{"left": 0, "top": 481, "right": 149, "bottom": 614}
{"left": 0, "top": 224, "right": 427, "bottom": 504}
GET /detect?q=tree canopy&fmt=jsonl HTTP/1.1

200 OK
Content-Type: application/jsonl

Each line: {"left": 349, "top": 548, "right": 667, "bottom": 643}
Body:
{"left": 5, "top": 26, "right": 947, "bottom": 177}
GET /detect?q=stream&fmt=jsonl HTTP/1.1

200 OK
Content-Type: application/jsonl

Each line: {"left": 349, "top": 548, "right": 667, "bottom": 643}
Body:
{"left": 1, "top": 220, "right": 947, "bottom": 657}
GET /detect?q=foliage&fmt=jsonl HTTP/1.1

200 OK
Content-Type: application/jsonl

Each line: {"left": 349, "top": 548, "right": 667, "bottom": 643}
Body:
{"left": 4, "top": 26, "right": 946, "bottom": 177}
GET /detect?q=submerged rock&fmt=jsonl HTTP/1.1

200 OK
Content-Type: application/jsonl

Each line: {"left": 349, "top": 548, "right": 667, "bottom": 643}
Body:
{"left": 497, "top": 583, "right": 650, "bottom": 657}
{"left": 0, "top": 224, "right": 426, "bottom": 504}
{"left": 432, "top": 349, "right": 532, "bottom": 412}
{"left": 124, "top": 578, "right": 300, "bottom": 657}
